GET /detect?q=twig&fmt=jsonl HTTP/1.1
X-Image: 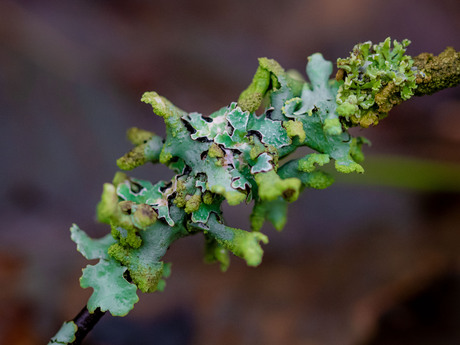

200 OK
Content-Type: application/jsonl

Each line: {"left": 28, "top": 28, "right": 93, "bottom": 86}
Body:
{"left": 70, "top": 306, "right": 106, "bottom": 345}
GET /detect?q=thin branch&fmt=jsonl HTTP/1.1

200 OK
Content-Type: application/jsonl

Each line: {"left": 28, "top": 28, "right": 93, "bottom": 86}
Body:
{"left": 413, "top": 47, "right": 460, "bottom": 96}
{"left": 71, "top": 306, "right": 106, "bottom": 345}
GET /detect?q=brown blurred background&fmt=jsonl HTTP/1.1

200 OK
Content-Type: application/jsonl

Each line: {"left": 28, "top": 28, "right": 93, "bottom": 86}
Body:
{"left": 1, "top": 0, "right": 460, "bottom": 344}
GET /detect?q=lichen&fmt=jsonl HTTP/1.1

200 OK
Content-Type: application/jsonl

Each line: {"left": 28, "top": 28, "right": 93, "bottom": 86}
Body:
{"left": 336, "top": 37, "right": 418, "bottom": 127}
{"left": 48, "top": 321, "right": 77, "bottom": 345}
{"left": 298, "top": 153, "right": 330, "bottom": 173}
{"left": 71, "top": 39, "right": 428, "bottom": 319}
{"left": 413, "top": 47, "right": 460, "bottom": 95}
{"left": 283, "top": 120, "right": 306, "bottom": 143}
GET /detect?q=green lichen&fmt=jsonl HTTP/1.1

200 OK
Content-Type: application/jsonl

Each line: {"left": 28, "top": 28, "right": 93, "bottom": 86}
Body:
{"left": 208, "top": 143, "right": 224, "bottom": 158}
{"left": 283, "top": 120, "right": 306, "bottom": 143}
{"left": 250, "top": 198, "right": 288, "bottom": 232}
{"left": 336, "top": 37, "right": 417, "bottom": 127}
{"left": 69, "top": 38, "right": 441, "bottom": 323}
{"left": 238, "top": 57, "right": 285, "bottom": 112}
{"left": 298, "top": 153, "right": 330, "bottom": 173}
{"left": 116, "top": 145, "right": 148, "bottom": 170}
{"left": 255, "top": 170, "right": 301, "bottom": 202}
{"left": 126, "top": 127, "right": 154, "bottom": 145}
{"left": 204, "top": 237, "right": 230, "bottom": 271}
{"left": 185, "top": 194, "right": 202, "bottom": 213}
{"left": 48, "top": 321, "right": 77, "bottom": 345}
{"left": 202, "top": 191, "right": 214, "bottom": 205}
{"left": 70, "top": 224, "right": 139, "bottom": 316}
{"left": 413, "top": 47, "right": 460, "bottom": 95}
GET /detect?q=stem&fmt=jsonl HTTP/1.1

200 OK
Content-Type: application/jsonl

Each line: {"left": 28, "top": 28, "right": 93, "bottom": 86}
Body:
{"left": 71, "top": 307, "right": 106, "bottom": 345}
{"left": 413, "top": 47, "right": 460, "bottom": 96}
{"left": 49, "top": 306, "right": 106, "bottom": 345}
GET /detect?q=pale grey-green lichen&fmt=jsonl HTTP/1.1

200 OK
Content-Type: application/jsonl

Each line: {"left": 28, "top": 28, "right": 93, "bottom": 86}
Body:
{"left": 48, "top": 321, "right": 77, "bottom": 345}
{"left": 68, "top": 39, "right": 428, "bottom": 322}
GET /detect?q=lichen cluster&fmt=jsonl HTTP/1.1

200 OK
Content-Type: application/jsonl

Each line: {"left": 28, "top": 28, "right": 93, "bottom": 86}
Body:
{"left": 70, "top": 38, "right": 418, "bottom": 317}
{"left": 336, "top": 37, "right": 417, "bottom": 127}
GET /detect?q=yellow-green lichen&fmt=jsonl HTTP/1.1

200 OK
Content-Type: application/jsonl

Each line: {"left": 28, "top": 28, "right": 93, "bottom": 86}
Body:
{"left": 238, "top": 57, "right": 284, "bottom": 112}
{"left": 335, "top": 160, "right": 364, "bottom": 174}
{"left": 413, "top": 47, "right": 460, "bottom": 95}
{"left": 305, "top": 171, "right": 335, "bottom": 189}
{"left": 116, "top": 144, "right": 148, "bottom": 171}
{"left": 255, "top": 170, "right": 301, "bottom": 202}
{"left": 225, "top": 230, "right": 269, "bottom": 267}
{"left": 208, "top": 143, "right": 224, "bottom": 158}
{"left": 204, "top": 238, "right": 230, "bottom": 272}
{"left": 96, "top": 183, "right": 119, "bottom": 224}
{"left": 298, "top": 153, "right": 330, "bottom": 173}
{"left": 108, "top": 243, "right": 165, "bottom": 293}
{"left": 131, "top": 204, "right": 157, "bottom": 229}
{"left": 185, "top": 194, "right": 202, "bottom": 213}
{"left": 126, "top": 127, "right": 154, "bottom": 145}
{"left": 224, "top": 190, "right": 247, "bottom": 206}
{"left": 336, "top": 38, "right": 417, "bottom": 127}
{"left": 173, "top": 180, "right": 187, "bottom": 208}
{"left": 112, "top": 172, "right": 129, "bottom": 186}
{"left": 283, "top": 120, "right": 306, "bottom": 143}
{"left": 202, "top": 191, "right": 214, "bottom": 205}
{"left": 159, "top": 149, "right": 173, "bottom": 165}
{"left": 323, "top": 118, "right": 342, "bottom": 135}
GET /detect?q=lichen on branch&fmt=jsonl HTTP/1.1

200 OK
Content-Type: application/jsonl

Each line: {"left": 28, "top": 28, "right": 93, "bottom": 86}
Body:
{"left": 413, "top": 46, "right": 460, "bottom": 96}
{"left": 52, "top": 39, "right": 459, "bottom": 342}
{"left": 335, "top": 38, "right": 418, "bottom": 127}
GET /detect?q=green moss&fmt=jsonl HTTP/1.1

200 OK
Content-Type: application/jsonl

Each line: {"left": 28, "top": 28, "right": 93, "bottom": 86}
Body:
{"left": 249, "top": 139, "right": 267, "bottom": 160}
{"left": 111, "top": 222, "right": 142, "bottom": 249}
{"left": 202, "top": 214, "right": 269, "bottom": 267}
{"left": 229, "top": 229, "right": 268, "bottom": 266}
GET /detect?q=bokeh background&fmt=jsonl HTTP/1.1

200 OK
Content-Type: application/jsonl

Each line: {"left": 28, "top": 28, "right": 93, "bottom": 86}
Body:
{"left": 1, "top": 0, "right": 460, "bottom": 344}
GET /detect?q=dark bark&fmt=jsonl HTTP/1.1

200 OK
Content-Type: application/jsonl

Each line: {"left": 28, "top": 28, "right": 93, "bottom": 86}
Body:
{"left": 70, "top": 307, "right": 106, "bottom": 345}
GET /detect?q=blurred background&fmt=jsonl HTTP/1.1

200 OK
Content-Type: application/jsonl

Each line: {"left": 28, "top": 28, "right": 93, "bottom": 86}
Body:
{"left": 1, "top": 0, "right": 460, "bottom": 344}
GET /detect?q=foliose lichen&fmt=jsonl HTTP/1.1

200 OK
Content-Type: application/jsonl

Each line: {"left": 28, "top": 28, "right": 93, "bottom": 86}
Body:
{"left": 336, "top": 37, "right": 418, "bottom": 127}
{"left": 72, "top": 39, "right": 428, "bottom": 318}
